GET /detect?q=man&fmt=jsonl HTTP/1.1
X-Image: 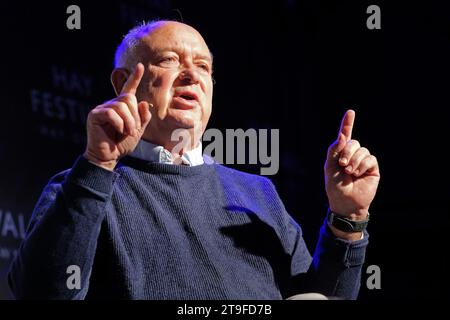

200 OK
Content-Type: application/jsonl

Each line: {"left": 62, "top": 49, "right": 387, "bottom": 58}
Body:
{"left": 8, "top": 20, "right": 380, "bottom": 299}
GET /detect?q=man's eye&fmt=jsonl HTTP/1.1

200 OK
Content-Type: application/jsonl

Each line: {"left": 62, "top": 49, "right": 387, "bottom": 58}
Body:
{"left": 159, "top": 57, "right": 179, "bottom": 65}
{"left": 198, "top": 64, "right": 210, "bottom": 72}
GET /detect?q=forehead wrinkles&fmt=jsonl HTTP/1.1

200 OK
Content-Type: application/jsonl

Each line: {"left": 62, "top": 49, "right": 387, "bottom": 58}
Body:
{"left": 142, "top": 27, "right": 211, "bottom": 61}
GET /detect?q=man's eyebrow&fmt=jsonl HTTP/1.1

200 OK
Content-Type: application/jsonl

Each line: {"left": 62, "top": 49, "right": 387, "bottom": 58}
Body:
{"left": 196, "top": 54, "right": 213, "bottom": 63}
{"left": 152, "top": 47, "right": 213, "bottom": 63}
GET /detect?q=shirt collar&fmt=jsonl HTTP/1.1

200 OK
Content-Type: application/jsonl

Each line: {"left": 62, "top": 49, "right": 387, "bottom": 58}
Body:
{"left": 128, "top": 139, "right": 204, "bottom": 166}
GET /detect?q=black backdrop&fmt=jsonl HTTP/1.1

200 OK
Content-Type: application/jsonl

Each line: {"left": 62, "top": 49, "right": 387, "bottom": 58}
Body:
{"left": 1, "top": 0, "right": 449, "bottom": 300}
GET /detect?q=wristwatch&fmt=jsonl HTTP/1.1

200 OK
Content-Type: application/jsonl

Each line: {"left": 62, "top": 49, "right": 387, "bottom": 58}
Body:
{"left": 327, "top": 209, "right": 370, "bottom": 233}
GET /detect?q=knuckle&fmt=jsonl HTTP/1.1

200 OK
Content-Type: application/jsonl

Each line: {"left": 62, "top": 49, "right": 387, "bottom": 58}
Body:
{"left": 116, "top": 101, "right": 128, "bottom": 110}
{"left": 349, "top": 155, "right": 360, "bottom": 165}
{"left": 342, "top": 145, "right": 351, "bottom": 155}
{"left": 106, "top": 97, "right": 121, "bottom": 106}
{"left": 349, "top": 139, "right": 360, "bottom": 148}
{"left": 120, "top": 93, "right": 137, "bottom": 105}
{"left": 362, "top": 155, "right": 375, "bottom": 167}
{"left": 104, "top": 108, "right": 116, "bottom": 119}
{"left": 360, "top": 147, "right": 369, "bottom": 154}
{"left": 360, "top": 159, "right": 369, "bottom": 168}
{"left": 90, "top": 104, "right": 105, "bottom": 114}
{"left": 88, "top": 108, "right": 98, "bottom": 117}
{"left": 108, "top": 101, "right": 121, "bottom": 109}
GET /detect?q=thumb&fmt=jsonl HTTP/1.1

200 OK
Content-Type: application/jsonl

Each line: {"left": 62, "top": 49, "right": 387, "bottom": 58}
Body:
{"left": 328, "top": 132, "right": 347, "bottom": 160}
{"left": 138, "top": 101, "right": 152, "bottom": 129}
{"left": 335, "top": 132, "right": 347, "bottom": 153}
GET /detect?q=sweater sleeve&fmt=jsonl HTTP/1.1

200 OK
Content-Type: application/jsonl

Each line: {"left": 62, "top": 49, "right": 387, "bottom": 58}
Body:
{"left": 8, "top": 155, "right": 119, "bottom": 299}
{"left": 285, "top": 213, "right": 369, "bottom": 300}
{"left": 263, "top": 178, "right": 368, "bottom": 300}
{"left": 304, "top": 219, "right": 369, "bottom": 299}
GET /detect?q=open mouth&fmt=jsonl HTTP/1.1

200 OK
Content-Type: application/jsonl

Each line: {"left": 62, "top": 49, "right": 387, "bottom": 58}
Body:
{"left": 175, "top": 91, "right": 199, "bottom": 101}
{"left": 173, "top": 91, "right": 199, "bottom": 109}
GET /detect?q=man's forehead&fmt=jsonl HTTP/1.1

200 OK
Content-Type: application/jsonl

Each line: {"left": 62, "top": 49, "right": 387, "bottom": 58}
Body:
{"left": 141, "top": 22, "right": 211, "bottom": 59}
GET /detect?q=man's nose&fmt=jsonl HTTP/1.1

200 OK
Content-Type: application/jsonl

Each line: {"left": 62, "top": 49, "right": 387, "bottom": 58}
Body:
{"left": 178, "top": 66, "right": 200, "bottom": 84}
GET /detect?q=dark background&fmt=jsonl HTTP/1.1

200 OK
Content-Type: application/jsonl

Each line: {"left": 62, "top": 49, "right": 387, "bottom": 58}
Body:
{"left": 1, "top": 0, "right": 449, "bottom": 300}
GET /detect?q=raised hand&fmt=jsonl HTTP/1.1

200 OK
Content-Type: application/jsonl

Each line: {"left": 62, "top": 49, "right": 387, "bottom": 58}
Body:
{"left": 324, "top": 110, "right": 380, "bottom": 221}
{"left": 83, "top": 63, "right": 152, "bottom": 171}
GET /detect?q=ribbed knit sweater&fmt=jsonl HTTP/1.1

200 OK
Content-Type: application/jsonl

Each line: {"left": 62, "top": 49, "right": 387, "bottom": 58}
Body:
{"left": 8, "top": 155, "right": 368, "bottom": 300}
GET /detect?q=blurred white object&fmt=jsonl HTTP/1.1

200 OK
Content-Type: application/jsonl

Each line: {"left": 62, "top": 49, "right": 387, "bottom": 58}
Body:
{"left": 286, "top": 293, "right": 329, "bottom": 300}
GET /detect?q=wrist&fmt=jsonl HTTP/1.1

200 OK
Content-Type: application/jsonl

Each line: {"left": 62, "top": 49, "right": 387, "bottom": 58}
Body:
{"left": 326, "top": 208, "right": 369, "bottom": 240}
{"left": 83, "top": 152, "right": 118, "bottom": 171}
{"left": 328, "top": 224, "right": 363, "bottom": 241}
{"left": 328, "top": 205, "right": 369, "bottom": 221}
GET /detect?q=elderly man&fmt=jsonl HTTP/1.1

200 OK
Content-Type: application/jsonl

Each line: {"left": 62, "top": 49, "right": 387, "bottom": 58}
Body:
{"left": 8, "top": 20, "right": 380, "bottom": 300}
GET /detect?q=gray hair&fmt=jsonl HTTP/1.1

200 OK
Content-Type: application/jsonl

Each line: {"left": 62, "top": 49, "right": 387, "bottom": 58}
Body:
{"left": 114, "top": 20, "right": 167, "bottom": 69}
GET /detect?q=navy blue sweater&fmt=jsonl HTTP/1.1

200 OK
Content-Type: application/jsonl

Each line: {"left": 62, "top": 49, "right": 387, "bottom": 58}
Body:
{"left": 8, "top": 155, "right": 368, "bottom": 299}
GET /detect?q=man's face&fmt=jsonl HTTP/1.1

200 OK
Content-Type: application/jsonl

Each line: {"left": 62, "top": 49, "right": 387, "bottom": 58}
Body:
{"left": 136, "top": 22, "right": 214, "bottom": 147}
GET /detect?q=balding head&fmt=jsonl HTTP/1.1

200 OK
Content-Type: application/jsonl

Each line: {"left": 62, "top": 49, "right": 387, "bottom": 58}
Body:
{"left": 115, "top": 20, "right": 212, "bottom": 71}
{"left": 111, "top": 20, "right": 214, "bottom": 152}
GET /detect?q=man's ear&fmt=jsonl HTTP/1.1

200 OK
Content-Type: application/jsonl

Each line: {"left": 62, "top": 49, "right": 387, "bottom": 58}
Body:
{"left": 111, "top": 68, "right": 129, "bottom": 96}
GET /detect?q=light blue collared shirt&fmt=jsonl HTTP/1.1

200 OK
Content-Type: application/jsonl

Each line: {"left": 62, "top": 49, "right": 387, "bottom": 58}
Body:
{"left": 128, "top": 139, "right": 205, "bottom": 166}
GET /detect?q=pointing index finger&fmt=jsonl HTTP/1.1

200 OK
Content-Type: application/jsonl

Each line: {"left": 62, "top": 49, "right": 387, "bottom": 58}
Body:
{"left": 121, "top": 63, "right": 144, "bottom": 95}
{"left": 338, "top": 109, "right": 355, "bottom": 142}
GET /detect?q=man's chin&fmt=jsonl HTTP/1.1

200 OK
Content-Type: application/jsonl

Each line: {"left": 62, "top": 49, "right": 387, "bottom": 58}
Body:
{"left": 166, "top": 115, "right": 199, "bottom": 131}
{"left": 166, "top": 110, "right": 202, "bottom": 129}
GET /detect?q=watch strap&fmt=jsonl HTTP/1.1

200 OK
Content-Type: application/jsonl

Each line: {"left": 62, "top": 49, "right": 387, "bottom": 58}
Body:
{"left": 327, "top": 209, "right": 369, "bottom": 233}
